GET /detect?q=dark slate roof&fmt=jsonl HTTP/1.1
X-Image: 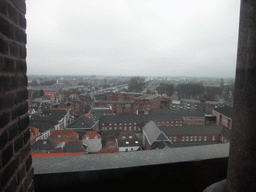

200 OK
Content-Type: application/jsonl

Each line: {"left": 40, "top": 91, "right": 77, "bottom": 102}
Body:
{"left": 169, "top": 109, "right": 204, "bottom": 117}
{"left": 66, "top": 111, "right": 102, "bottom": 129}
{"left": 30, "top": 110, "right": 67, "bottom": 127}
{"left": 29, "top": 123, "right": 53, "bottom": 133}
{"left": 159, "top": 125, "right": 224, "bottom": 136}
{"left": 31, "top": 139, "right": 57, "bottom": 150}
{"left": 156, "top": 132, "right": 169, "bottom": 141}
{"left": 150, "top": 112, "right": 183, "bottom": 121}
{"left": 63, "top": 141, "right": 87, "bottom": 152}
{"left": 149, "top": 109, "right": 203, "bottom": 119}
{"left": 100, "top": 130, "right": 121, "bottom": 137}
{"left": 100, "top": 114, "right": 151, "bottom": 123}
{"left": 220, "top": 127, "right": 231, "bottom": 140}
{"left": 151, "top": 141, "right": 170, "bottom": 150}
{"left": 213, "top": 105, "right": 233, "bottom": 119}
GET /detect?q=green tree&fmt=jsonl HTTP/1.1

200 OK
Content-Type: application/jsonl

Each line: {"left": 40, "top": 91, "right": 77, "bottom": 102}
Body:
{"left": 156, "top": 83, "right": 174, "bottom": 96}
{"left": 128, "top": 77, "right": 145, "bottom": 92}
{"left": 39, "top": 89, "right": 44, "bottom": 96}
{"left": 176, "top": 83, "right": 204, "bottom": 99}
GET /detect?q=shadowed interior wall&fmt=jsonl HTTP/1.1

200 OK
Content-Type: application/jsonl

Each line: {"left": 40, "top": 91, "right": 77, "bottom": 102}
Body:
{"left": 0, "top": 0, "right": 34, "bottom": 191}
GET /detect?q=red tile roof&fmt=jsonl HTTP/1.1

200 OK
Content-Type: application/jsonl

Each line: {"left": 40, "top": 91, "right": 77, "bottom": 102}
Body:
{"left": 44, "top": 92, "right": 58, "bottom": 96}
{"left": 29, "top": 127, "right": 41, "bottom": 136}
{"left": 99, "top": 148, "right": 119, "bottom": 153}
{"left": 83, "top": 131, "right": 101, "bottom": 140}
{"left": 85, "top": 112, "right": 96, "bottom": 120}
{"left": 28, "top": 108, "right": 35, "bottom": 113}
{"left": 48, "top": 130, "right": 78, "bottom": 139}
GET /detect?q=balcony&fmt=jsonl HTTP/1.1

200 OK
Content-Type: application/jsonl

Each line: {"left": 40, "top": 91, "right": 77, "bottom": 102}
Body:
{"left": 33, "top": 143, "right": 229, "bottom": 192}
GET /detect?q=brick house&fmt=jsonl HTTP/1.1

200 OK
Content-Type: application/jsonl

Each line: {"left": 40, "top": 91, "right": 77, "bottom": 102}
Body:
{"left": 66, "top": 111, "right": 103, "bottom": 133}
{"left": 149, "top": 109, "right": 204, "bottom": 126}
{"left": 212, "top": 105, "right": 233, "bottom": 129}
{"left": 48, "top": 130, "right": 79, "bottom": 143}
{"left": 116, "top": 132, "right": 141, "bottom": 152}
{"left": 94, "top": 93, "right": 163, "bottom": 115}
{"left": 99, "top": 114, "right": 151, "bottom": 131}
{"left": 158, "top": 125, "right": 223, "bottom": 143}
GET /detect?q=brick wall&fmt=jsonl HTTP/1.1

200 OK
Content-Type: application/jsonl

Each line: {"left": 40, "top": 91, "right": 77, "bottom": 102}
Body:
{"left": 0, "top": 0, "right": 34, "bottom": 191}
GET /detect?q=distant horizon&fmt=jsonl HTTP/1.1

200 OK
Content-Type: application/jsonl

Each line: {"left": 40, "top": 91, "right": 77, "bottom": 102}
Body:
{"left": 27, "top": 74, "right": 235, "bottom": 79}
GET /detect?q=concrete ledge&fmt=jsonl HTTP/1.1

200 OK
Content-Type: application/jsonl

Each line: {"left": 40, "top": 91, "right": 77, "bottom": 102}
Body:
{"left": 33, "top": 143, "right": 229, "bottom": 174}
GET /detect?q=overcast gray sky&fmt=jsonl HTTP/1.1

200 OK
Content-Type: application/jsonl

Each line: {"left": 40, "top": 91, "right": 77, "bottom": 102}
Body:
{"left": 26, "top": 0, "right": 240, "bottom": 77}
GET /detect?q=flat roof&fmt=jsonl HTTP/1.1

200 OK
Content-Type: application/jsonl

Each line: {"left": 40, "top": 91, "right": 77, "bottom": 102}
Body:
{"left": 33, "top": 143, "right": 229, "bottom": 174}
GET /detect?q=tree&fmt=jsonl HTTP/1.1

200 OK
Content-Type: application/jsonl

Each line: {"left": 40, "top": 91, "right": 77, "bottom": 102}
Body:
{"left": 176, "top": 83, "right": 204, "bottom": 99}
{"left": 128, "top": 77, "right": 145, "bottom": 92}
{"left": 156, "top": 83, "right": 174, "bottom": 96}
{"left": 39, "top": 89, "right": 44, "bottom": 96}
{"left": 204, "top": 86, "right": 222, "bottom": 101}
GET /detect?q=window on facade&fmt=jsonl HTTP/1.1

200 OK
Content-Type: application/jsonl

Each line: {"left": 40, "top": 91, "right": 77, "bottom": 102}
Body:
{"left": 124, "top": 127, "right": 127, "bottom": 130}
{"left": 186, "top": 136, "right": 189, "bottom": 141}
{"left": 169, "top": 137, "right": 172, "bottom": 141}
{"left": 182, "top": 136, "right": 185, "bottom": 141}
{"left": 194, "top": 136, "right": 197, "bottom": 141}
{"left": 135, "top": 141, "right": 138, "bottom": 143}
{"left": 212, "top": 135, "right": 215, "bottom": 141}
{"left": 190, "top": 136, "right": 193, "bottom": 141}
{"left": 174, "top": 136, "right": 176, "bottom": 142}
{"left": 199, "top": 136, "right": 202, "bottom": 141}
{"left": 126, "top": 141, "right": 129, "bottom": 144}
{"left": 204, "top": 136, "right": 207, "bottom": 141}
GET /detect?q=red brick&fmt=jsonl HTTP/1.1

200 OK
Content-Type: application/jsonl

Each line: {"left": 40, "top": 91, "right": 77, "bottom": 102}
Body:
{"left": 25, "top": 156, "right": 32, "bottom": 172}
{"left": 16, "top": 88, "right": 28, "bottom": 103}
{"left": 10, "top": 0, "right": 26, "bottom": 14}
{"left": 20, "top": 45, "right": 26, "bottom": 59}
{"left": 8, "top": 3, "right": 19, "bottom": 24}
{"left": 16, "top": 60, "right": 26, "bottom": 73}
{"left": 9, "top": 123, "right": 19, "bottom": 141}
{"left": 10, "top": 42, "right": 19, "bottom": 57}
{"left": 2, "top": 142, "right": 13, "bottom": 166}
{"left": 4, "top": 57, "right": 15, "bottom": 72}
{"left": 20, "top": 143, "right": 30, "bottom": 161}
{"left": 0, "top": 112, "right": 10, "bottom": 129}
{"left": 0, "top": 130, "right": 8, "bottom": 150}
{"left": 15, "top": 27, "right": 26, "bottom": 44}
{"left": 0, "top": 92, "right": 16, "bottom": 110}
{"left": 0, "top": 36, "right": 9, "bottom": 55}
{"left": 4, "top": 175, "right": 18, "bottom": 192}
{"left": 23, "top": 128, "right": 30, "bottom": 145}
{"left": 18, "top": 116, "right": 29, "bottom": 133}
{"left": 14, "top": 135, "right": 23, "bottom": 152}
{"left": 17, "top": 164, "right": 26, "bottom": 185}
{"left": 0, "top": 0, "right": 7, "bottom": 15}
{"left": 0, "top": 76, "right": 11, "bottom": 93}
{"left": 0, "top": 56, "right": 3, "bottom": 72}
{"left": 0, "top": 15, "right": 15, "bottom": 39}
{"left": 19, "top": 13, "right": 26, "bottom": 29}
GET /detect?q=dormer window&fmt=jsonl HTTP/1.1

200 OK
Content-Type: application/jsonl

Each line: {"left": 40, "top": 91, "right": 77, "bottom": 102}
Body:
{"left": 86, "top": 135, "right": 89, "bottom": 140}
{"left": 58, "top": 135, "right": 61, "bottom": 138}
{"left": 122, "top": 136, "right": 126, "bottom": 139}
{"left": 129, "top": 136, "right": 132, "bottom": 139}
{"left": 95, "top": 135, "right": 98, "bottom": 139}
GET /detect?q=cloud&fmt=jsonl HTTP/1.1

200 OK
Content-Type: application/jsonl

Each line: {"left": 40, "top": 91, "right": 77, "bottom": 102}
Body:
{"left": 26, "top": 0, "right": 240, "bottom": 77}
